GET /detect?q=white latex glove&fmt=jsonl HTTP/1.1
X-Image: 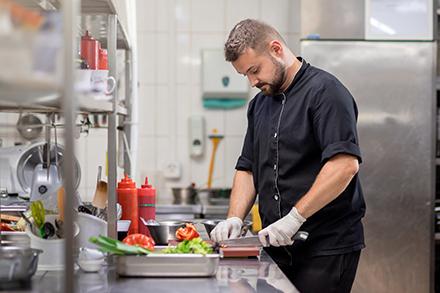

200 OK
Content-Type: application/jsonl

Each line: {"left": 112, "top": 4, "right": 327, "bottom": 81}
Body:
{"left": 210, "top": 217, "right": 243, "bottom": 242}
{"left": 258, "top": 207, "right": 306, "bottom": 247}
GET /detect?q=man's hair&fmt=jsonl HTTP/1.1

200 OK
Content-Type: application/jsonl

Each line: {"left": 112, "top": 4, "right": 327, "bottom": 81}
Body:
{"left": 224, "top": 19, "right": 286, "bottom": 62}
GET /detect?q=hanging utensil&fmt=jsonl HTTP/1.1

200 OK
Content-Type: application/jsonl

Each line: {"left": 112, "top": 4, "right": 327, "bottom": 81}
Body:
{"left": 57, "top": 186, "right": 65, "bottom": 222}
{"left": 53, "top": 119, "right": 60, "bottom": 181}
{"left": 45, "top": 115, "right": 51, "bottom": 180}
{"left": 92, "top": 166, "right": 107, "bottom": 209}
{"left": 207, "top": 129, "right": 224, "bottom": 189}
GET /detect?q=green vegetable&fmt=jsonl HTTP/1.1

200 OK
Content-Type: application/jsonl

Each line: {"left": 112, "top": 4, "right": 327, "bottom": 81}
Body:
{"left": 30, "top": 201, "right": 45, "bottom": 229}
{"left": 161, "top": 237, "right": 213, "bottom": 255}
{"left": 89, "top": 235, "right": 151, "bottom": 255}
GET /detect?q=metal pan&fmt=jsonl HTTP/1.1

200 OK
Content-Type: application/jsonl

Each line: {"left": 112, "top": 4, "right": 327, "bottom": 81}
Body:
{"left": 116, "top": 248, "right": 220, "bottom": 277}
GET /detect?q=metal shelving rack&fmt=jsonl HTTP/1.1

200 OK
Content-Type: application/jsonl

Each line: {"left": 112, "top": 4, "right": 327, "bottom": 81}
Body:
{"left": 0, "top": 1, "right": 133, "bottom": 292}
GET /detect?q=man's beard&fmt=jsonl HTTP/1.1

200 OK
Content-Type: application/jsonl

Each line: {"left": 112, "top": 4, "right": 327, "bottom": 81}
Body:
{"left": 256, "top": 57, "right": 286, "bottom": 96}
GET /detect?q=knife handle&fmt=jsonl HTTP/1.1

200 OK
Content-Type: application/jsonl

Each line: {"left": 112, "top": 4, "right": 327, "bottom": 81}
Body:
{"left": 292, "top": 231, "right": 309, "bottom": 242}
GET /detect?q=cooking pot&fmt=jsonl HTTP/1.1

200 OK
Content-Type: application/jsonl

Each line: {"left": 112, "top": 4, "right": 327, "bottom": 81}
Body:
{"left": 172, "top": 187, "right": 198, "bottom": 205}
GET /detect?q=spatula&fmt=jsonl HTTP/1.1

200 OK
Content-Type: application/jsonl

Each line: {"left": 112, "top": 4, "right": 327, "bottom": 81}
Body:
{"left": 57, "top": 186, "right": 65, "bottom": 221}
{"left": 92, "top": 166, "right": 107, "bottom": 209}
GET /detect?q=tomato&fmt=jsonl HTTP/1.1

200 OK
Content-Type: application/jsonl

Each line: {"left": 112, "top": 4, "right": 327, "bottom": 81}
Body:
{"left": 0, "top": 223, "right": 14, "bottom": 231}
{"left": 123, "top": 234, "right": 155, "bottom": 251}
{"left": 176, "top": 223, "right": 200, "bottom": 241}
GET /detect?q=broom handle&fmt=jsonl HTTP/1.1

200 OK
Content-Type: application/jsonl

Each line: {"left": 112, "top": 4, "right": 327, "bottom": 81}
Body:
{"left": 207, "top": 141, "right": 220, "bottom": 189}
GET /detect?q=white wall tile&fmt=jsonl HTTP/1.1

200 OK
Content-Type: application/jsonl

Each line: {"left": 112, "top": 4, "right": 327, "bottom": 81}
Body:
{"left": 224, "top": 136, "right": 245, "bottom": 186}
{"left": 225, "top": 0, "right": 260, "bottom": 31}
{"left": 176, "top": 135, "right": 191, "bottom": 184}
{"left": 260, "top": 0, "right": 290, "bottom": 34}
{"left": 136, "top": 0, "right": 155, "bottom": 32}
{"left": 136, "top": 136, "right": 156, "bottom": 183}
{"left": 157, "top": 0, "right": 172, "bottom": 32}
{"left": 156, "top": 85, "right": 171, "bottom": 136}
{"left": 156, "top": 136, "right": 174, "bottom": 171}
{"left": 225, "top": 105, "right": 248, "bottom": 136}
{"left": 138, "top": 85, "right": 156, "bottom": 136}
{"left": 175, "top": 0, "right": 191, "bottom": 32}
{"left": 137, "top": 32, "right": 156, "bottom": 84}
{"left": 156, "top": 33, "right": 171, "bottom": 84}
{"left": 190, "top": 84, "right": 203, "bottom": 114}
{"left": 176, "top": 85, "right": 191, "bottom": 136}
{"left": 75, "top": 136, "right": 88, "bottom": 200}
{"left": 176, "top": 33, "right": 191, "bottom": 84}
{"left": 84, "top": 130, "right": 107, "bottom": 189}
{"left": 191, "top": 0, "right": 225, "bottom": 33}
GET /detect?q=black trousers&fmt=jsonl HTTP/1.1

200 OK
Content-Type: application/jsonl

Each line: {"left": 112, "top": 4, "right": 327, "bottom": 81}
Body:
{"left": 277, "top": 250, "right": 361, "bottom": 293}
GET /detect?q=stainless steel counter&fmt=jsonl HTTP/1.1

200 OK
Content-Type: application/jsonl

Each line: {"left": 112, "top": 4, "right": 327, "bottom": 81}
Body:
{"left": 16, "top": 250, "right": 298, "bottom": 293}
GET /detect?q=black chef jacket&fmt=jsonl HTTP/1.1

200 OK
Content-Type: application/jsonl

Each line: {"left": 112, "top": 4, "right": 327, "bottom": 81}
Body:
{"left": 235, "top": 58, "right": 366, "bottom": 265}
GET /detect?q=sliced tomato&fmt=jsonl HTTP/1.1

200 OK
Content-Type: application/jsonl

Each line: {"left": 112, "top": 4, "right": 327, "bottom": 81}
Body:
{"left": 123, "top": 233, "right": 155, "bottom": 251}
{"left": 176, "top": 223, "right": 200, "bottom": 241}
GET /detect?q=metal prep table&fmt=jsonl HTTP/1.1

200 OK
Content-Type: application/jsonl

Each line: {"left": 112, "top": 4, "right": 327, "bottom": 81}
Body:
{"left": 14, "top": 250, "right": 298, "bottom": 293}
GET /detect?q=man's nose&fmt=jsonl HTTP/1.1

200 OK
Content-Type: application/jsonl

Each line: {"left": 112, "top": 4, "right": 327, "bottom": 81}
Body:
{"left": 248, "top": 75, "right": 259, "bottom": 87}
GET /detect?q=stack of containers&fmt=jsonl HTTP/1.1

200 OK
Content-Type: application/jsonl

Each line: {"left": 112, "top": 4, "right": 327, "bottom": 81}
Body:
{"left": 117, "top": 175, "right": 138, "bottom": 235}
{"left": 138, "top": 177, "right": 156, "bottom": 236}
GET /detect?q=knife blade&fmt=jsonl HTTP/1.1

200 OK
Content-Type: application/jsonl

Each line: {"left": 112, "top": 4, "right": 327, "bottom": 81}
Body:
{"left": 219, "top": 231, "right": 309, "bottom": 247}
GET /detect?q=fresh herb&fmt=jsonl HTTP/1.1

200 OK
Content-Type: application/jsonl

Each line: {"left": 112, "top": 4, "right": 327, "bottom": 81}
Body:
{"left": 161, "top": 237, "right": 213, "bottom": 255}
{"left": 89, "top": 235, "right": 151, "bottom": 255}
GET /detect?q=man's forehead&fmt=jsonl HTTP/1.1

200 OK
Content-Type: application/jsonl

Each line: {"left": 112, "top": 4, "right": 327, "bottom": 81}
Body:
{"left": 232, "top": 48, "right": 260, "bottom": 74}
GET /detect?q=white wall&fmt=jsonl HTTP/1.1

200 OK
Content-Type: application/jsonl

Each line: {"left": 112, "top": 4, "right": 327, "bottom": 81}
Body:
{"left": 135, "top": 0, "right": 301, "bottom": 203}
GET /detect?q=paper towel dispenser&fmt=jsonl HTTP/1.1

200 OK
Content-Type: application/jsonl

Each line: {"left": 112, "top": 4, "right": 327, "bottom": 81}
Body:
{"left": 201, "top": 49, "right": 249, "bottom": 109}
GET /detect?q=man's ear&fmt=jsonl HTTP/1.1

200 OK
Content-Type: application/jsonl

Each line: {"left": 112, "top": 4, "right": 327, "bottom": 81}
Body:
{"left": 269, "top": 40, "right": 283, "bottom": 58}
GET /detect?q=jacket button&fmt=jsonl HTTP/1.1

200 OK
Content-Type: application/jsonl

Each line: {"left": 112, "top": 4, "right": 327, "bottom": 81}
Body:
{"left": 274, "top": 194, "right": 279, "bottom": 201}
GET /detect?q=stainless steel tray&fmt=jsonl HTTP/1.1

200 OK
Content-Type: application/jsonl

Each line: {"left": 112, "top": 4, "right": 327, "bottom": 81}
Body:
{"left": 116, "top": 250, "right": 220, "bottom": 277}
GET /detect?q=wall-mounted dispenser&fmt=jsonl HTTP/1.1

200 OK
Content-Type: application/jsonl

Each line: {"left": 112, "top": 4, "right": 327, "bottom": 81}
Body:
{"left": 189, "top": 115, "right": 205, "bottom": 157}
{"left": 201, "top": 49, "right": 249, "bottom": 109}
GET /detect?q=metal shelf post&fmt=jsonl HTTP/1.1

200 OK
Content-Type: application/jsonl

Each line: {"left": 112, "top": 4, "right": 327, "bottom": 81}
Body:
{"left": 107, "top": 14, "right": 118, "bottom": 239}
{"left": 62, "top": 0, "right": 79, "bottom": 292}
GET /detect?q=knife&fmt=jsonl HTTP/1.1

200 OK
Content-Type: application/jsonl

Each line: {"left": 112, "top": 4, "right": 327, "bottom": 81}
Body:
{"left": 219, "top": 231, "right": 309, "bottom": 247}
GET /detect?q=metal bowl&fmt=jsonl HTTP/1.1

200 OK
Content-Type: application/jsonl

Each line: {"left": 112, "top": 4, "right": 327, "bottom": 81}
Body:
{"left": 142, "top": 220, "right": 188, "bottom": 245}
{"left": 172, "top": 187, "right": 198, "bottom": 205}
{"left": 0, "top": 246, "right": 42, "bottom": 290}
{"left": 197, "top": 188, "right": 232, "bottom": 206}
{"left": 201, "top": 219, "right": 253, "bottom": 238}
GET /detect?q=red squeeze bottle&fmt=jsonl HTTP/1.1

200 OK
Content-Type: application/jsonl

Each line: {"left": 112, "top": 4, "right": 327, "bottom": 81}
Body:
{"left": 138, "top": 177, "right": 156, "bottom": 236}
{"left": 98, "top": 47, "right": 108, "bottom": 70}
{"left": 80, "top": 31, "right": 99, "bottom": 70}
{"left": 117, "top": 175, "right": 138, "bottom": 234}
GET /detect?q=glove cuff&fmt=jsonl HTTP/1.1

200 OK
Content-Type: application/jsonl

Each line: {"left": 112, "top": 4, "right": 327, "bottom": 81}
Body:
{"left": 227, "top": 216, "right": 243, "bottom": 226}
{"left": 289, "top": 207, "right": 306, "bottom": 224}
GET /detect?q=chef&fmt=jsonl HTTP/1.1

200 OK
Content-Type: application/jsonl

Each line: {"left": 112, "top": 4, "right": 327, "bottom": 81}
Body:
{"left": 210, "top": 19, "right": 366, "bottom": 293}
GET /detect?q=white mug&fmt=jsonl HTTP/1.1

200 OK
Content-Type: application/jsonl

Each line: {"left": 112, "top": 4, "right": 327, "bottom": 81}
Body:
{"left": 91, "top": 70, "right": 116, "bottom": 95}
{"left": 75, "top": 69, "right": 93, "bottom": 93}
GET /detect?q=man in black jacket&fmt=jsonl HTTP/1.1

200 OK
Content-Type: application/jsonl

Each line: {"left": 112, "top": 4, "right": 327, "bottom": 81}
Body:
{"left": 210, "top": 19, "right": 366, "bottom": 293}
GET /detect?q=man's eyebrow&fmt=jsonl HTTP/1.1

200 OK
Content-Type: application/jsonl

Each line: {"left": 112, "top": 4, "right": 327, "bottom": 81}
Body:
{"left": 243, "top": 65, "right": 255, "bottom": 75}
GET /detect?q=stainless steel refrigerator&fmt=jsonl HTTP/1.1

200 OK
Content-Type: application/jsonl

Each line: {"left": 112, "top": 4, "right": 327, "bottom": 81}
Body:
{"left": 300, "top": 1, "right": 436, "bottom": 292}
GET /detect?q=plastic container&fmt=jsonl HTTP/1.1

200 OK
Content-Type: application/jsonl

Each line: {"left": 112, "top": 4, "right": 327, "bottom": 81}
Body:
{"left": 117, "top": 220, "right": 131, "bottom": 241}
{"left": 25, "top": 215, "right": 79, "bottom": 271}
{"left": 80, "top": 31, "right": 99, "bottom": 70}
{"left": 117, "top": 175, "right": 138, "bottom": 234}
{"left": 76, "top": 213, "right": 107, "bottom": 249}
{"left": 138, "top": 177, "right": 156, "bottom": 236}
